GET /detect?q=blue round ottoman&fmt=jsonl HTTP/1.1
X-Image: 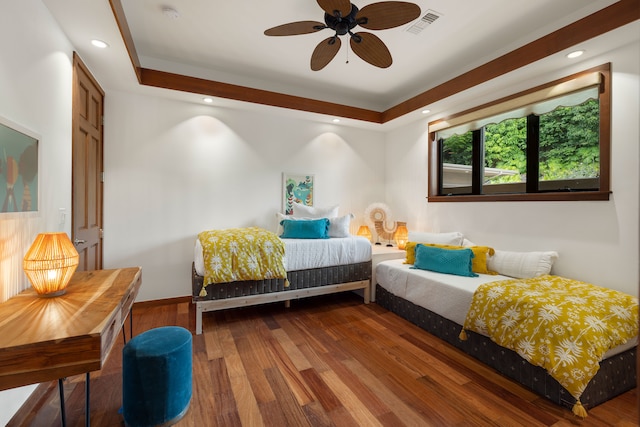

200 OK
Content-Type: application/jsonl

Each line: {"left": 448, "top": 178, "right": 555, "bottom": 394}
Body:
{"left": 122, "top": 326, "right": 192, "bottom": 427}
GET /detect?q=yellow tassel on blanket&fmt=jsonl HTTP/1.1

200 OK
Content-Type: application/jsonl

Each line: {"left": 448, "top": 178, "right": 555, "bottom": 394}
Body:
{"left": 572, "top": 401, "right": 587, "bottom": 418}
{"left": 459, "top": 324, "right": 587, "bottom": 418}
{"left": 199, "top": 286, "right": 207, "bottom": 297}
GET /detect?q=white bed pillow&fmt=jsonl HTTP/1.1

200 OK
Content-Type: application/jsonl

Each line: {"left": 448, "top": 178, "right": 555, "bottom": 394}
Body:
{"left": 408, "top": 231, "right": 464, "bottom": 246}
{"left": 292, "top": 202, "right": 339, "bottom": 219}
{"left": 488, "top": 250, "right": 559, "bottom": 279}
{"left": 462, "top": 238, "right": 476, "bottom": 247}
{"left": 276, "top": 212, "right": 353, "bottom": 238}
{"left": 328, "top": 214, "right": 354, "bottom": 238}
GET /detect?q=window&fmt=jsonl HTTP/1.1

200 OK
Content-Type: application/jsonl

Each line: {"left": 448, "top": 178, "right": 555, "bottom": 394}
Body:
{"left": 428, "top": 64, "right": 610, "bottom": 202}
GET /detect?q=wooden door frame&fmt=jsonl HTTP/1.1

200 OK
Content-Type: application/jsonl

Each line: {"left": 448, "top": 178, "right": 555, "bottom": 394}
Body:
{"left": 72, "top": 52, "right": 104, "bottom": 270}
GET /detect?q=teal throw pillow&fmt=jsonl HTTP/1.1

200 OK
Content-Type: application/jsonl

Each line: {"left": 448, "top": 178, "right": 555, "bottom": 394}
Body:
{"left": 280, "top": 218, "right": 330, "bottom": 239}
{"left": 412, "top": 244, "right": 478, "bottom": 277}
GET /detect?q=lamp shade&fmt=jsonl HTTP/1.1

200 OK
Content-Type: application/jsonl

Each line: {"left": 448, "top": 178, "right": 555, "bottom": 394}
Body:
{"left": 394, "top": 222, "right": 409, "bottom": 250}
{"left": 23, "top": 232, "right": 79, "bottom": 297}
{"left": 356, "top": 225, "right": 372, "bottom": 242}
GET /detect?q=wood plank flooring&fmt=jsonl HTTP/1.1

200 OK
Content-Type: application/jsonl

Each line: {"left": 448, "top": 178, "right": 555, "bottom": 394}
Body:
{"left": 10, "top": 293, "right": 638, "bottom": 426}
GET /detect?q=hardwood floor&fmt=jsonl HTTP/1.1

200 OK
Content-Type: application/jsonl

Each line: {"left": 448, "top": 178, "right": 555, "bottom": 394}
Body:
{"left": 10, "top": 293, "right": 638, "bottom": 426}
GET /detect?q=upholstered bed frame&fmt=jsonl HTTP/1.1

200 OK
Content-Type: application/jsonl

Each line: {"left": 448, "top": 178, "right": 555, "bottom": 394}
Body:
{"left": 192, "top": 261, "right": 371, "bottom": 334}
{"left": 375, "top": 284, "right": 637, "bottom": 411}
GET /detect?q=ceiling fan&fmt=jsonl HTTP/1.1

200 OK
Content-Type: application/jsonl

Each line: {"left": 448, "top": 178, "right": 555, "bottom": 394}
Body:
{"left": 264, "top": 0, "right": 421, "bottom": 71}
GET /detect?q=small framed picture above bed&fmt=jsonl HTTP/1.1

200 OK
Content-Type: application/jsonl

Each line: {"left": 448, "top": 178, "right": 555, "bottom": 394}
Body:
{"left": 282, "top": 173, "right": 314, "bottom": 215}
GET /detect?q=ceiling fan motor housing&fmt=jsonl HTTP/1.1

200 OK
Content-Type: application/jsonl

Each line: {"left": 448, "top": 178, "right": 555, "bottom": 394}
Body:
{"left": 324, "top": 4, "right": 361, "bottom": 35}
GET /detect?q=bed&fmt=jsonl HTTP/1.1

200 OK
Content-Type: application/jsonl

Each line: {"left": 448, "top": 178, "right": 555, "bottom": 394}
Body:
{"left": 375, "top": 248, "right": 638, "bottom": 417}
{"left": 192, "top": 211, "right": 372, "bottom": 334}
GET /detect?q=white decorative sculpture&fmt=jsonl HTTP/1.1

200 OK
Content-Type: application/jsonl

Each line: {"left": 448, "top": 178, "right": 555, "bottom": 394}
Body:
{"left": 364, "top": 202, "right": 397, "bottom": 245}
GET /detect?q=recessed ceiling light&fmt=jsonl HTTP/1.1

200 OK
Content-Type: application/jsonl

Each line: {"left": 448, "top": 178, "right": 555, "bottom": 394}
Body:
{"left": 332, "top": 118, "right": 340, "bottom": 123}
{"left": 421, "top": 109, "right": 431, "bottom": 114}
{"left": 91, "top": 39, "right": 109, "bottom": 49}
{"left": 203, "top": 97, "right": 214, "bottom": 103}
{"left": 566, "top": 50, "right": 584, "bottom": 59}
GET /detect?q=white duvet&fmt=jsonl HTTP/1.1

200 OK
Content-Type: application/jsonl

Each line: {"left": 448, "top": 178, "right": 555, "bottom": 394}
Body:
{"left": 375, "top": 258, "right": 636, "bottom": 358}
{"left": 194, "top": 236, "right": 371, "bottom": 276}
{"left": 376, "top": 259, "right": 510, "bottom": 325}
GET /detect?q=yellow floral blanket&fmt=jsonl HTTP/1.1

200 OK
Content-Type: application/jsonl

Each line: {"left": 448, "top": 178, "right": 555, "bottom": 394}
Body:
{"left": 198, "top": 227, "right": 287, "bottom": 296}
{"left": 460, "top": 275, "right": 638, "bottom": 417}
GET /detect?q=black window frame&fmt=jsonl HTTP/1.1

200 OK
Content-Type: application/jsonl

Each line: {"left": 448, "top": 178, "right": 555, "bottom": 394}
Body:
{"left": 428, "top": 64, "right": 611, "bottom": 202}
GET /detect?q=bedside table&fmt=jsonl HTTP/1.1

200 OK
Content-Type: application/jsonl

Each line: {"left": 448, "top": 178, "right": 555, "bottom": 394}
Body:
{"left": 371, "top": 245, "right": 405, "bottom": 301}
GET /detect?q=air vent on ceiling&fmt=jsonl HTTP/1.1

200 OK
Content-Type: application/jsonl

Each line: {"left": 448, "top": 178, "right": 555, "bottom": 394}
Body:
{"left": 406, "top": 9, "right": 442, "bottom": 34}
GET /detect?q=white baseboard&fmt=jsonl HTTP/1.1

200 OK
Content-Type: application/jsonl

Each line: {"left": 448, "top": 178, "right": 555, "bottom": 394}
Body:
{"left": 0, "top": 384, "right": 38, "bottom": 426}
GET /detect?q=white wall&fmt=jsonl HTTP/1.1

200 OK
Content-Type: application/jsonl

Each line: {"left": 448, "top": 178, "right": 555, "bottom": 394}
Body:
{"left": 0, "top": 0, "right": 74, "bottom": 423}
{"left": 385, "top": 39, "right": 640, "bottom": 296}
{"left": 1, "top": 0, "right": 638, "bottom": 422}
{"left": 103, "top": 93, "right": 387, "bottom": 301}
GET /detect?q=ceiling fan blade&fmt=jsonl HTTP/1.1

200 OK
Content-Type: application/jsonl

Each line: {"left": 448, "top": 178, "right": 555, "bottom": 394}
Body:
{"left": 264, "top": 21, "right": 326, "bottom": 36}
{"left": 357, "top": 1, "right": 421, "bottom": 30}
{"left": 317, "top": 0, "right": 352, "bottom": 18}
{"left": 311, "top": 37, "right": 342, "bottom": 71}
{"left": 350, "top": 32, "right": 392, "bottom": 68}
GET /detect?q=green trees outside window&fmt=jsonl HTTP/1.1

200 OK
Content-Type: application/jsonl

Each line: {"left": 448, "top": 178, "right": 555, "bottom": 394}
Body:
{"left": 430, "top": 65, "right": 610, "bottom": 202}
{"left": 441, "top": 99, "right": 599, "bottom": 194}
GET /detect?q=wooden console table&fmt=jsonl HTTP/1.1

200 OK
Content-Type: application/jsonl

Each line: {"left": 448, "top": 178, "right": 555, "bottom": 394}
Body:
{"left": 0, "top": 267, "right": 142, "bottom": 425}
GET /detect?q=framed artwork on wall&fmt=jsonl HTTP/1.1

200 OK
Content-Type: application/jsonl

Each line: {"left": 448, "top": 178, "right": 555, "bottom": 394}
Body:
{"left": 282, "top": 173, "right": 314, "bottom": 215}
{"left": 0, "top": 116, "right": 39, "bottom": 213}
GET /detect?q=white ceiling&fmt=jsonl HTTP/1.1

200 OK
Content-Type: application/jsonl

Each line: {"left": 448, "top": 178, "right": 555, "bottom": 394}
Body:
{"left": 41, "top": 0, "right": 633, "bottom": 129}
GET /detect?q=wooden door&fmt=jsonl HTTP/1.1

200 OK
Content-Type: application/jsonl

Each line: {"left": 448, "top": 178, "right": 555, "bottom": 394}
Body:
{"left": 72, "top": 53, "right": 104, "bottom": 271}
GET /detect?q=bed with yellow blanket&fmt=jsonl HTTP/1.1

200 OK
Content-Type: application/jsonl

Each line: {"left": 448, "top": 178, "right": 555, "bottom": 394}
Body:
{"left": 375, "top": 258, "right": 638, "bottom": 416}
{"left": 460, "top": 275, "right": 638, "bottom": 417}
{"left": 197, "top": 227, "right": 288, "bottom": 290}
{"left": 192, "top": 227, "right": 372, "bottom": 334}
